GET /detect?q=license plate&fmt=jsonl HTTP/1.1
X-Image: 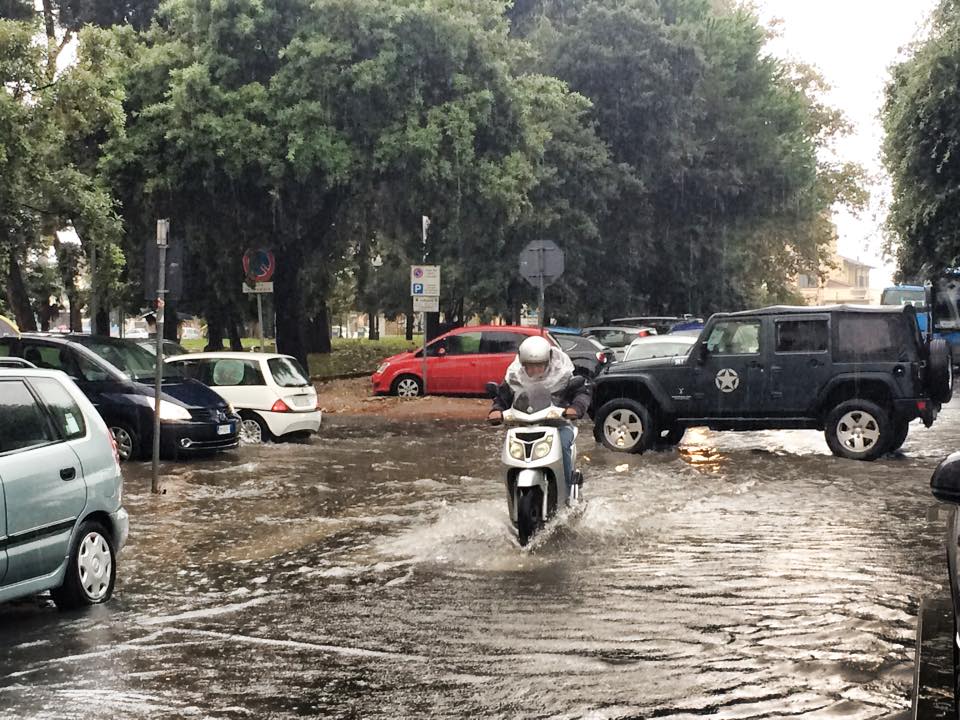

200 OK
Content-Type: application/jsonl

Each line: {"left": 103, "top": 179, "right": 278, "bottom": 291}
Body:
{"left": 217, "top": 423, "right": 232, "bottom": 435}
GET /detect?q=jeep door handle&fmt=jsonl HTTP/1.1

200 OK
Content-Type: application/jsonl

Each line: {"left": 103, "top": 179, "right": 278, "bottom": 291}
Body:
{"left": 748, "top": 361, "right": 764, "bottom": 369}
{"left": 60, "top": 466, "right": 76, "bottom": 481}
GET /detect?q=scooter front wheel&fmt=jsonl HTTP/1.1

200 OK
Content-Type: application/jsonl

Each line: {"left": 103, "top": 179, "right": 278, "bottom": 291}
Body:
{"left": 517, "top": 487, "right": 544, "bottom": 547}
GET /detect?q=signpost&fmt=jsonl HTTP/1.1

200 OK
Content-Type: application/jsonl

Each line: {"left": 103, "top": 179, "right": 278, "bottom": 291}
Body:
{"left": 411, "top": 264, "right": 440, "bottom": 394}
{"left": 242, "top": 249, "right": 275, "bottom": 351}
{"left": 519, "top": 240, "right": 565, "bottom": 329}
{"left": 152, "top": 219, "right": 169, "bottom": 495}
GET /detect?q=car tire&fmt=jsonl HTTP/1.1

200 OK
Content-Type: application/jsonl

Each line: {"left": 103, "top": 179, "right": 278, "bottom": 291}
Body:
{"left": 928, "top": 337, "right": 953, "bottom": 404}
{"left": 595, "top": 398, "right": 655, "bottom": 453}
{"left": 109, "top": 422, "right": 141, "bottom": 462}
{"left": 239, "top": 412, "right": 272, "bottom": 444}
{"left": 888, "top": 419, "right": 910, "bottom": 453}
{"left": 824, "top": 399, "right": 892, "bottom": 461}
{"left": 391, "top": 374, "right": 423, "bottom": 398}
{"left": 656, "top": 423, "right": 685, "bottom": 448}
{"left": 50, "top": 521, "right": 116, "bottom": 611}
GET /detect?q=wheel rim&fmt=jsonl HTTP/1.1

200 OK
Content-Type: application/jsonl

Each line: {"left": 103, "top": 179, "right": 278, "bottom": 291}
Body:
{"left": 603, "top": 408, "right": 643, "bottom": 449}
{"left": 396, "top": 378, "right": 420, "bottom": 397}
{"left": 77, "top": 532, "right": 112, "bottom": 602}
{"left": 835, "top": 410, "right": 881, "bottom": 454}
{"left": 111, "top": 427, "right": 133, "bottom": 461}
{"left": 240, "top": 418, "right": 263, "bottom": 444}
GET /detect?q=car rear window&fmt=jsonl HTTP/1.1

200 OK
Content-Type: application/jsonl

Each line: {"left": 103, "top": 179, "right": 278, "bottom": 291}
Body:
{"left": 835, "top": 314, "right": 915, "bottom": 362}
{"left": 0, "top": 380, "right": 54, "bottom": 453}
{"left": 775, "top": 319, "right": 829, "bottom": 353}
{"left": 268, "top": 357, "right": 310, "bottom": 387}
{"left": 31, "top": 377, "right": 86, "bottom": 440}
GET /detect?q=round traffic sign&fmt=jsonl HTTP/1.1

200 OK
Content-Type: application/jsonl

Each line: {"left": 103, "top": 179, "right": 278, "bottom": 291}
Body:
{"left": 243, "top": 249, "right": 275, "bottom": 283}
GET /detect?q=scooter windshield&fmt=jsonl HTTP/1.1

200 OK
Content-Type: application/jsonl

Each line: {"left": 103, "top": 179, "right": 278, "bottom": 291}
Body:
{"left": 512, "top": 385, "right": 554, "bottom": 414}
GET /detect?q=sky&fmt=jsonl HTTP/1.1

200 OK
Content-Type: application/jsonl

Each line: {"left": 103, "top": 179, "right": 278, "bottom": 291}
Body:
{"left": 753, "top": 0, "right": 941, "bottom": 287}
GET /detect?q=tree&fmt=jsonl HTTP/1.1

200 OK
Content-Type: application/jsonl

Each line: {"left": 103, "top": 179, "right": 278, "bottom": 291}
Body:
{"left": 882, "top": 0, "right": 960, "bottom": 277}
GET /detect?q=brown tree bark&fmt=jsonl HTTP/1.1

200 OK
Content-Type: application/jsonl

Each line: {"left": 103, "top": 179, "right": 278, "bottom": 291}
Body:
{"left": 5, "top": 251, "right": 37, "bottom": 331}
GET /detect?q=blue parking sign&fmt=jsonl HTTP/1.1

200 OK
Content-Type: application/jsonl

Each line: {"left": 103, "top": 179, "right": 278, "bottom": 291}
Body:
{"left": 412, "top": 283, "right": 424, "bottom": 294}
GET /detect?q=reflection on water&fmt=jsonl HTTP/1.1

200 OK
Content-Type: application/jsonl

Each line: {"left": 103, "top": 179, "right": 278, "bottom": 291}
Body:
{"left": 1, "top": 408, "right": 958, "bottom": 719}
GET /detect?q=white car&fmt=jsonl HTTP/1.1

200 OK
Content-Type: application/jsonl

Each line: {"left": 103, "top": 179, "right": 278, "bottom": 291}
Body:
{"left": 623, "top": 334, "right": 697, "bottom": 362}
{"left": 167, "top": 352, "right": 321, "bottom": 443}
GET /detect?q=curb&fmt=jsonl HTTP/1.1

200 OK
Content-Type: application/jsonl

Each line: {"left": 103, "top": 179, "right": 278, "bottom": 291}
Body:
{"left": 311, "top": 372, "right": 371, "bottom": 382}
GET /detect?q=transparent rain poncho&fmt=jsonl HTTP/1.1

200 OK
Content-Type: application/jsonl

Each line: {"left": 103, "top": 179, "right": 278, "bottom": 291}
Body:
{"left": 504, "top": 347, "right": 576, "bottom": 410}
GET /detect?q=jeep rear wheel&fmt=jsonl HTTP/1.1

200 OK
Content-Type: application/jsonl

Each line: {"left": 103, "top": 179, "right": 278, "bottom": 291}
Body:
{"left": 595, "top": 399, "right": 655, "bottom": 453}
{"left": 824, "top": 399, "right": 892, "bottom": 461}
{"left": 928, "top": 338, "right": 953, "bottom": 404}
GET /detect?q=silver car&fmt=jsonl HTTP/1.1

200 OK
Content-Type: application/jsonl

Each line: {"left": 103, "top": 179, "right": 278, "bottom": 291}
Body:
{"left": 0, "top": 365, "right": 128, "bottom": 609}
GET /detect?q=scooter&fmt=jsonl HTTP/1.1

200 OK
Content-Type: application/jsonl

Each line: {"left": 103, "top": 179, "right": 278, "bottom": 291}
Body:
{"left": 487, "top": 380, "right": 585, "bottom": 546}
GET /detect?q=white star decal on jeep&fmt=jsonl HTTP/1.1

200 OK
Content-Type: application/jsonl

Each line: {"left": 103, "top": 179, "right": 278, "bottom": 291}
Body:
{"left": 715, "top": 368, "right": 739, "bottom": 393}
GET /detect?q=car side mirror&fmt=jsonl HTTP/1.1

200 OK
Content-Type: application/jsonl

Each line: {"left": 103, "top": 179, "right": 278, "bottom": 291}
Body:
{"left": 696, "top": 343, "right": 709, "bottom": 364}
{"left": 932, "top": 452, "right": 960, "bottom": 504}
{"left": 485, "top": 382, "right": 499, "bottom": 399}
{"left": 437, "top": 347, "right": 447, "bottom": 358}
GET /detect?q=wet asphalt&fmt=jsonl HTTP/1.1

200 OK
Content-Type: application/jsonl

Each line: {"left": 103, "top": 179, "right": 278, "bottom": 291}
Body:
{"left": 2, "top": 404, "right": 960, "bottom": 719}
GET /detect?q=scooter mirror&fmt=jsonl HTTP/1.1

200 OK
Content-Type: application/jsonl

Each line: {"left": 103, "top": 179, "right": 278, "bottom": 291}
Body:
{"left": 485, "top": 382, "right": 500, "bottom": 399}
{"left": 567, "top": 375, "right": 586, "bottom": 392}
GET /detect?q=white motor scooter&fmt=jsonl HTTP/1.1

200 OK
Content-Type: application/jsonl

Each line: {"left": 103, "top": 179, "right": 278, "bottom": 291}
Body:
{"left": 488, "top": 381, "right": 585, "bottom": 546}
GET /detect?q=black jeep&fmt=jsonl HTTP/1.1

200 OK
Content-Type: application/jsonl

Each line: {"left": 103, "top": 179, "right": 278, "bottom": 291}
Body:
{"left": 590, "top": 305, "right": 953, "bottom": 461}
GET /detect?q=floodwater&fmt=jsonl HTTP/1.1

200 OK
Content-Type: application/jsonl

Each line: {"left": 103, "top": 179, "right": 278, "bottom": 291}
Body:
{"left": 1, "top": 405, "right": 958, "bottom": 719}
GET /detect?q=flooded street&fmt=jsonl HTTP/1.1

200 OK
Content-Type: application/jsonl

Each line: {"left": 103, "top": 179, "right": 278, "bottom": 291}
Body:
{"left": 2, "top": 405, "right": 958, "bottom": 719}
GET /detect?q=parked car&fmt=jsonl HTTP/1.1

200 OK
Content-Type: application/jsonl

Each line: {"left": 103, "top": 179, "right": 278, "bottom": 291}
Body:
{"left": 372, "top": 325, "right": 557, "bottom": 397}
{"left": 591, "top": 305, "right": 952, "bottom": 460}
{"left": 137, "top": 338, "right": 189, "bottom": 357}
{"left": 552, "top": 334, "right": 614, "bottom": 377}
{"left": 930, "top": 453, "right": 960, "bottom": 709}
{"left": 582, "top": 326, "right": 656, "bottom": 361}
{"left": 623, "top": 334, "right": 697, "bottom": 362}
{"left": 0, "top": 333, "right": 240, "bottom": 461}
{"left": 0, "top": 366, "right": 128, "bottom": 609}
{"left": 611, "top": 316, "right": 705, "bottom": 334}
{"left": 546, "top": 325, "right": 582, "bottom": 336}
{"left": 167, "top": 352, "right": 321, "bottom": 444}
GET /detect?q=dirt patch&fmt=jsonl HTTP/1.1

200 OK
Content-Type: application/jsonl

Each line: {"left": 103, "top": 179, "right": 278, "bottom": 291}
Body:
{"left": 314, "top": 376, "right": 490, "bottom": 420}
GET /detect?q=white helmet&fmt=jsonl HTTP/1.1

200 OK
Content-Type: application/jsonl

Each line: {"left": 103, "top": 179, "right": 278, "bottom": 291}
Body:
{"left": 518, "top": 335, "right": 552, "bottom": 365}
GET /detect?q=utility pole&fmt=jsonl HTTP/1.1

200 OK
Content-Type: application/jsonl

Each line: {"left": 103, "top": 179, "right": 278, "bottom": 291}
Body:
{"left": 151, "top": 219, "right": 169, "bottom": 495}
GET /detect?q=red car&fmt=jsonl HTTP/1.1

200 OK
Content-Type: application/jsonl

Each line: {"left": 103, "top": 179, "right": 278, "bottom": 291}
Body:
{"left": 371, "top": 325, "right": 556, "bottom": 397}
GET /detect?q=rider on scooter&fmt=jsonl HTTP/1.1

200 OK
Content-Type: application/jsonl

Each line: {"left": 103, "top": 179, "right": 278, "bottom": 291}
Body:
{"left": 487, "top": 336, "right": 592, "bottom": 489}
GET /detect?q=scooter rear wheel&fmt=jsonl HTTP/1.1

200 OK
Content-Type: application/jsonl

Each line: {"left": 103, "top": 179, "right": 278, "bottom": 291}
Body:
{"left": 517, "top": 487, "right": 544, "bottom": 547}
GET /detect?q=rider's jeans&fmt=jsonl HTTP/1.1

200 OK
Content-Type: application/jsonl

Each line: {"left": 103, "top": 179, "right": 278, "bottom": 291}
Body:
{"left": 558, "top": 424, "right": 575, "bottom": 488}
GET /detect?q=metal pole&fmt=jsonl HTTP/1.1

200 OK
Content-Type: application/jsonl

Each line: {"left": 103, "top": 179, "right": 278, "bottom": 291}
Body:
{"left": 89, "top": 242, "right": 97, "bottom": 335}
{"left": 257, "top": 293, "right": 264, "bottom": 351}
{"left": 538, "top": 247, "right": 545, "bottom": 329}
{"left": 421, "top": 310, "right": 427, "bottom": 394}
{"left": 152, "top": 219, "right": 168, "bottom": 495}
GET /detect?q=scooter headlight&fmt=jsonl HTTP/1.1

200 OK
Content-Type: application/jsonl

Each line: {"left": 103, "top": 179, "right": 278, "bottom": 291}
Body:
{"left": 533, "top": 437, "right": 553, "bottom": 459}
{"left": 509, "top": 439, "right": 525, "bottom": 460}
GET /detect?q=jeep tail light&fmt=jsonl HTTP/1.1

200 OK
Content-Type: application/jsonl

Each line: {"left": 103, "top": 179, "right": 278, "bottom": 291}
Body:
{"left": 917, "top": 400, "right": 927, "bottom": 412}
{"left": 271, "top": 399, "right": 291, "bottom": 413}
{"left": 596, "top": 352, "right": 607, "bottom": 363}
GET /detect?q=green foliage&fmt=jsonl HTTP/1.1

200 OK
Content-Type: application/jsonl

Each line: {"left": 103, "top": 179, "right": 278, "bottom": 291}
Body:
{"left": 882, "top": 0, "right": 960, "bottom": 277}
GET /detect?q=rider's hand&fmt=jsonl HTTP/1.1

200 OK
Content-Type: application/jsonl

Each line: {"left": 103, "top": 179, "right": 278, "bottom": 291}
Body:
{"left": 487, "top": 410, "right": 503, "bottom": 426}
{"left": 563, "top": 407, "right": 579, "bottom": 420}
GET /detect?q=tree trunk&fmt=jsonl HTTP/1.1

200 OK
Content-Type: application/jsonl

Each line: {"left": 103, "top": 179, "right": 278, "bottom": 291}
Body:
{"left": 405, "top": 313, "right": 414, "bottom": 341}
{"left": 164, "top": 301, "right": 179, "bottom": 342}
{"left": 6, "top": 251, "right": 37, "bottom": 331}
{"left": 274, "top": 243, "right": 307, "bottom": 369}
{"left": 205, "top": 308, "right": 224, "bottom": 351}
{"left": 305, "top": 302, "right": 332, "bottom": 355}
{"left": 367, "top": 305, "right": 380, "bottom": 340}
{"left": 95, "top": 305, "right": 110, "bottom": 336}
{"left": 228, "top": 317, "right": 242, "bottom": 351}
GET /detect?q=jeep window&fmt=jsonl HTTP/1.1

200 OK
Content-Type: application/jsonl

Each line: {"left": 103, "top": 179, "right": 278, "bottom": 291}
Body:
{"left": 706, "top": 320, "right": 760, "bottom": 355}
{"left": 31, "top": 377, "right": 87, "bottom": 440}
{"left": 835, "top": 314, "right": 914, "bottom": 362}
{"left": 0, "top": 380, "right": 55, "bottom": 453}
{"left": 776, "top": 320, "right": 828, "bottom": 353}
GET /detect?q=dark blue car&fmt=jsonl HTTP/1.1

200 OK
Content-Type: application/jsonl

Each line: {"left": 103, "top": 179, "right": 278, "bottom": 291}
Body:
{"left": 0, "top": 334, "right": 240, "bottom": 461}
